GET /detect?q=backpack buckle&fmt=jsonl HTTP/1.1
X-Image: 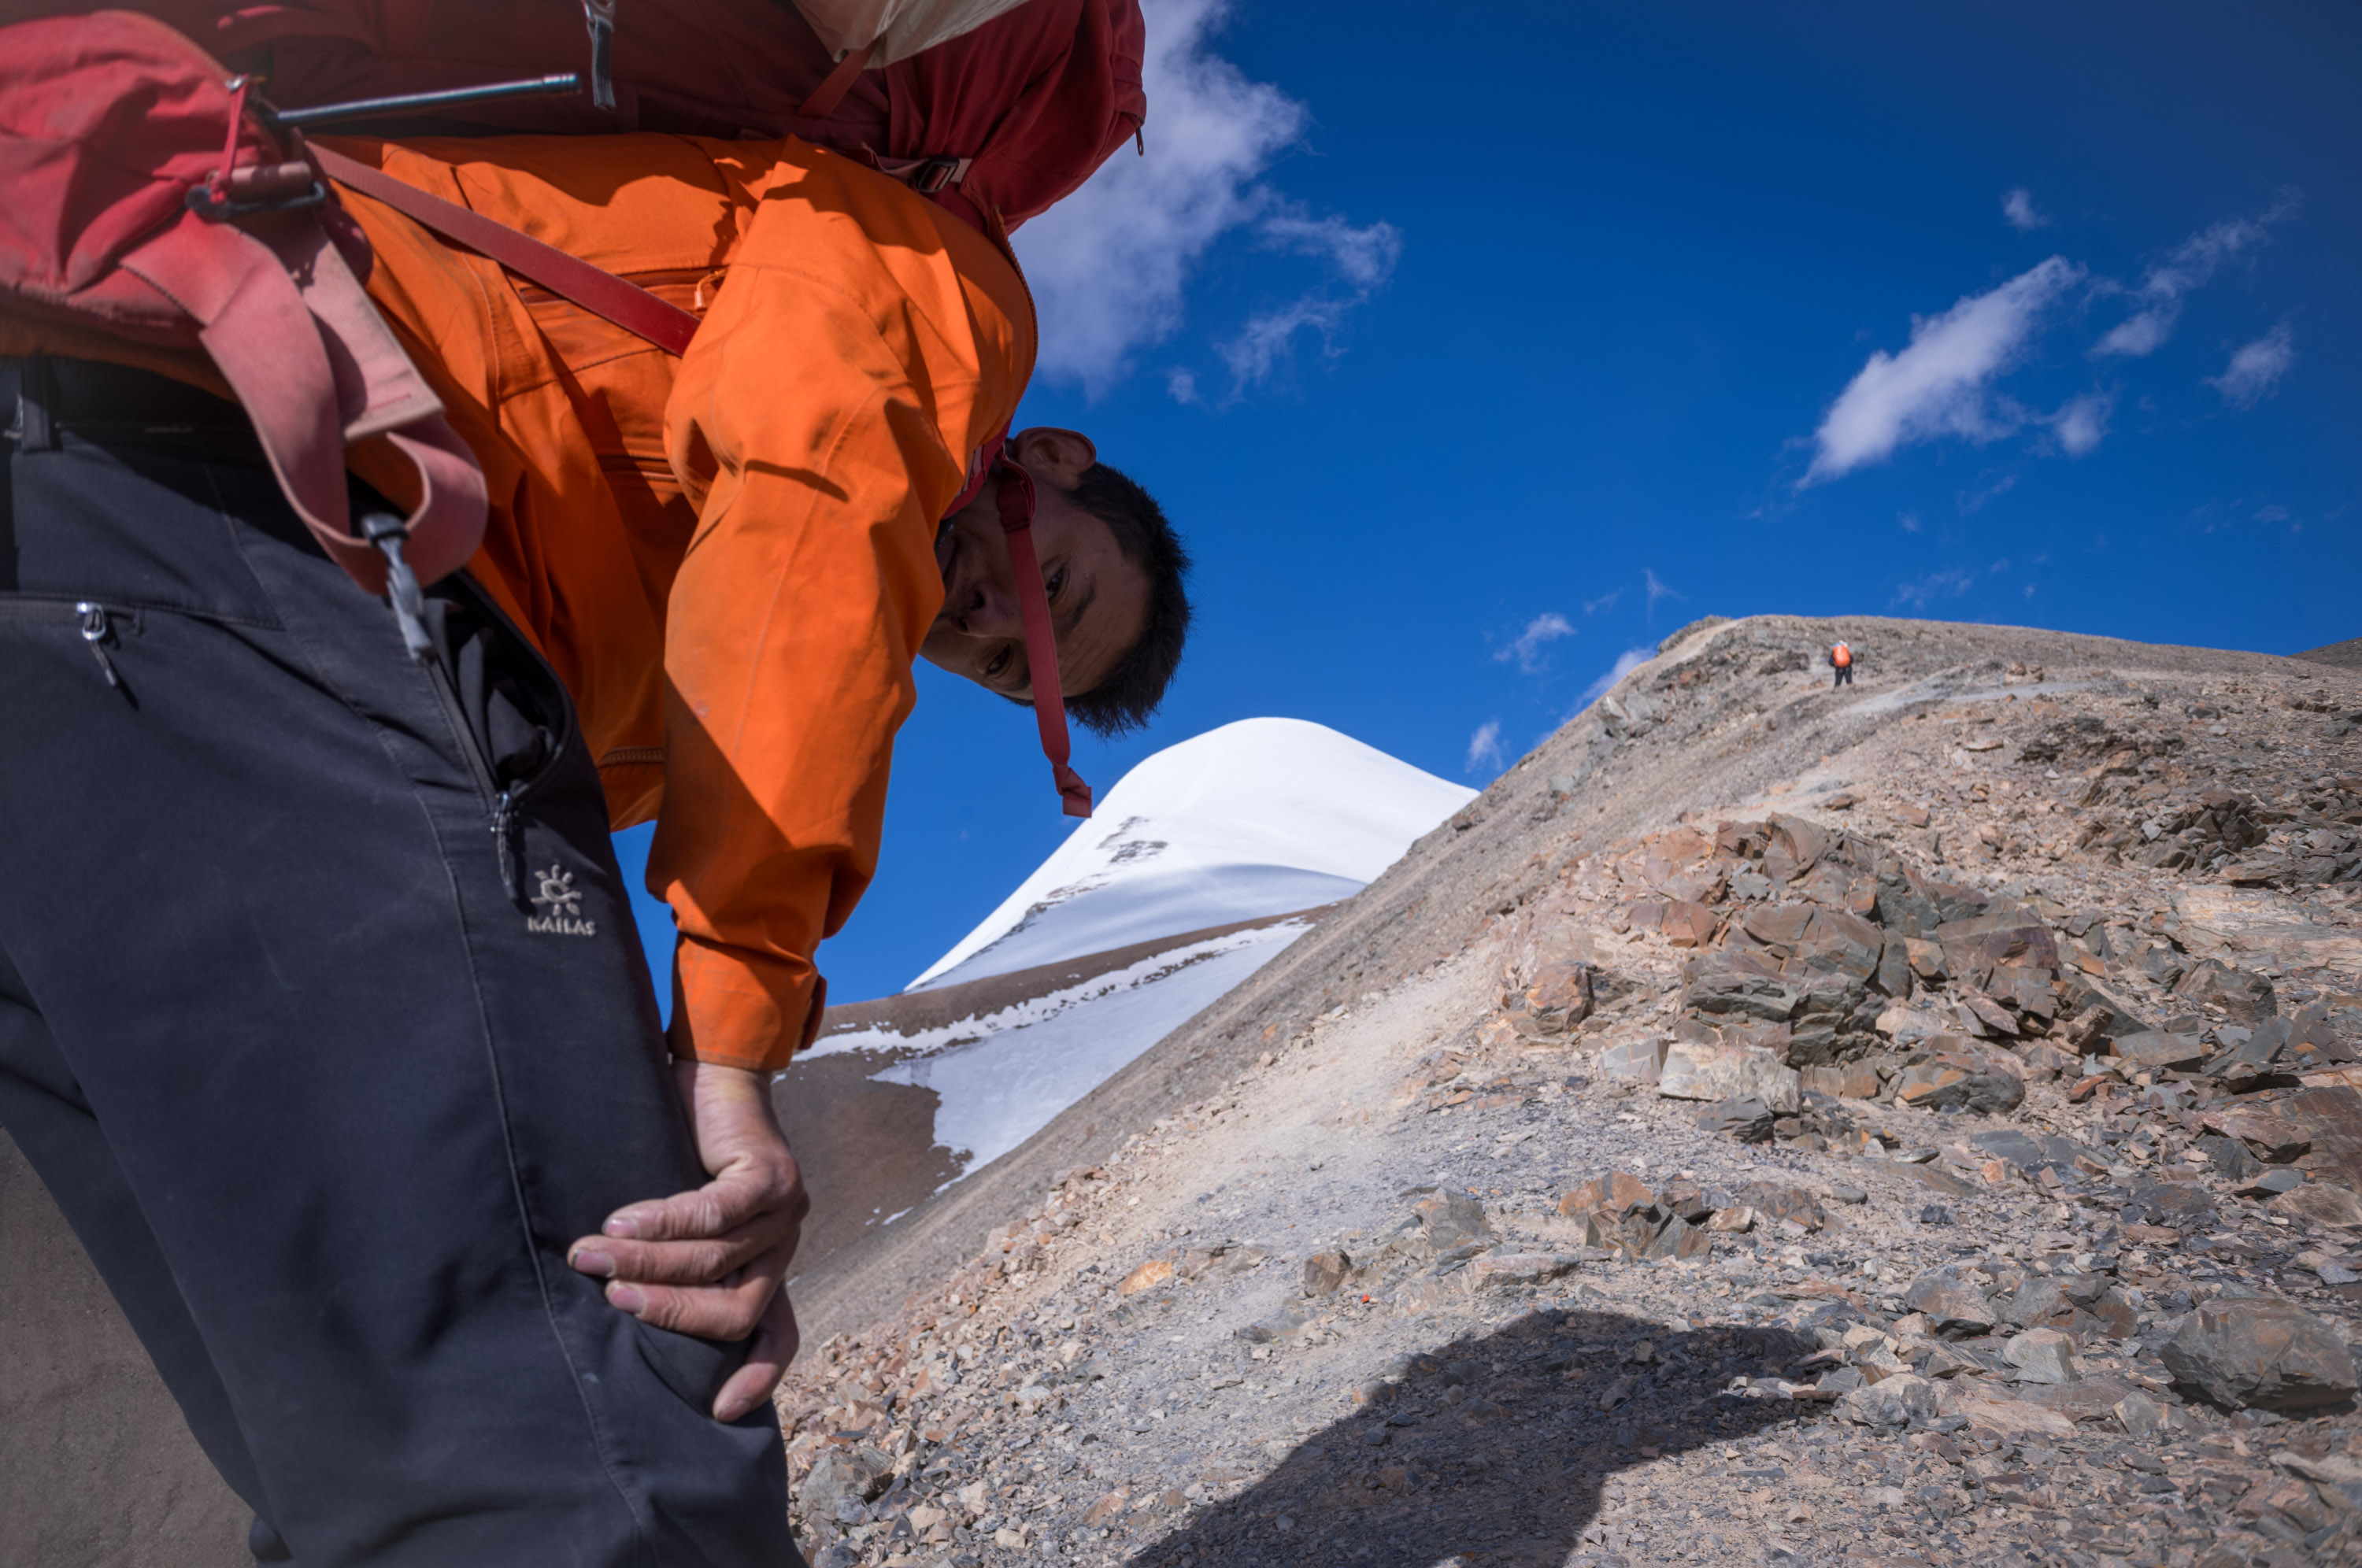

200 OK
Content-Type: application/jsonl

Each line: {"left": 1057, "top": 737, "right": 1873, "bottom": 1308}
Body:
{"left": 909, "top": 156, "right": 972, "bottom": 195}
{"left": 187, "top": 161, "right": 328, "bottom": 221}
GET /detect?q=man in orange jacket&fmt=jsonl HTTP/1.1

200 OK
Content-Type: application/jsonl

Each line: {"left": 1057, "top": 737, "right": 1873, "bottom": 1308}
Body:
{"left": 0, "top": 128, "right": 1187, "bottom": 1563}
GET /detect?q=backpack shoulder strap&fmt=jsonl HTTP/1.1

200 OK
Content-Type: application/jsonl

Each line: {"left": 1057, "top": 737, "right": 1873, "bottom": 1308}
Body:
{"left": 311, "top": 144, "right": 702, "bottom": 357}
{"left": 0, "top": 13, "right": 487, "bottom": 605}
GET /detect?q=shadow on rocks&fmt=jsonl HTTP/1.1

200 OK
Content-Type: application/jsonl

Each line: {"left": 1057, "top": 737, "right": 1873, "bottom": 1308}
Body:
{"left": 1124, "top": 1307, "right": 1817, "bottom": 1568}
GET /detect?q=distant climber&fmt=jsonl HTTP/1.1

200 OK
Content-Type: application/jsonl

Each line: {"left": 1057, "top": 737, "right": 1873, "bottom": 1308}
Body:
{"left": 1831, "top": 641, "right": 1856, "bottom": 688}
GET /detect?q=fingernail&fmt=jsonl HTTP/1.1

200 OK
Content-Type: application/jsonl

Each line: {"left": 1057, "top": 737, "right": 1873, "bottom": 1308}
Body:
{"left": 607, "top": 1283, "right": 647, "bottom": 1314}
{"left": 571, "top": 1248, "right": 614, "bottom": 1278}
{"left": 716, "top": 1398, "right": 747, "bottom": 1422}
{"left": 604, "top": 1216, "right": 640, "bottom": 1240}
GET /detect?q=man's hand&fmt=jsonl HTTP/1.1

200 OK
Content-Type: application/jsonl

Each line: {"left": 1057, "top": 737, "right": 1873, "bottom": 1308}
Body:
{"left": 567, "top": 1060, "right": 807, "bottom": 1422}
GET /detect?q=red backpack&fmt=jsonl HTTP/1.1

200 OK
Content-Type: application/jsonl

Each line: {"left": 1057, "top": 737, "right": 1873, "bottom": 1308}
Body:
{"left": 0, "top": 0, "right": 1134, "bottom": 812}
{"left": 0, "top": 9, "right": 486, "bottom": 609}
{"left": 1, "top": 1, "right": 1144, "bottom": 229}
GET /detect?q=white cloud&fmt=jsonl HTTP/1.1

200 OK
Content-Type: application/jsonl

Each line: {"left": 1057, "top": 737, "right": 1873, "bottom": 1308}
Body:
{"left": 1803, "top": 257, "right": 2082, "bottom": 485}
{"left": 1581, "top": 589, "right": 1622, "bottom": 615}
{"left": 1578, "top": 648, "right": 1653, "bottom": 708}
{"left": 2092, "top": 198, "right": 2296, "bottom": 358}
{"left": 1891, "top": 567, "right": 1977, "bottom": 609}
{"left": 1898, "top": 512, "right": 1923, "bottom": 533}
{"left": 1464, "top": 720, "right": 1505, "bottom": 775}
{"left": 2207, "top": 322, "right": 2295, "bottom": 408}
{"left": 1794, "top": 197, "right": 2301, "bottom": 486}
{"left": 1216, "top": 295, "right": 1349, "bottom": 391}
{"left": 1165, "top": 367, "right": 1200, "bottom": 405}
{"left": 2051, "top": 390, "right": 2112, "bottom": 456}
{"left": 1957, "top": 471, "right": 2019, "bottom": 514}
{"left": 1495, "top": 612, "right": 1575, "bottom": 675}
{"left": 2093, "top": 309, "right": 2173, "bottom": 358}
{"left": 1257, "top": 209, "right": 1401, "bottom": 287}
{"left": 1643, "top": 568, "right": 1683, "bottom": 620}
{"left": 1015, "top": 0, "right": 1304, "bottom": 394}
{"left": 1016, "top": 1, "right": 1397, "bottom": 399}
{"left": 1216, "top": 213, "right": 1400, "bottom": 395}
{"left": 2145, "top": 210, "right": 2284, "bottom": 294}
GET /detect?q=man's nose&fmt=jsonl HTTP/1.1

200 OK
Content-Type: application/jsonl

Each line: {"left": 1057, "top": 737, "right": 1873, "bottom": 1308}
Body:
{"left": 957, "top": 579, "right": 1022, "bottom": 638}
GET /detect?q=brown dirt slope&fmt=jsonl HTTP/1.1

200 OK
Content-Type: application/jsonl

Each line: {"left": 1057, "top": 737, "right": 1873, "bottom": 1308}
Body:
{"left": 2298, "top": 639, "right": 2362, "bottom": 672}
{"left": 0, "top": 1137, "right": 249, "bottom": 1568}
{"left": 787, "top": 613, "right": 2353, "bottom": 1343}
{"left": 780, "top": 907, "right": 1334, "bottom": 1272}
{"left": 772, "top": 612, "right": 2362, "bottom": 1568}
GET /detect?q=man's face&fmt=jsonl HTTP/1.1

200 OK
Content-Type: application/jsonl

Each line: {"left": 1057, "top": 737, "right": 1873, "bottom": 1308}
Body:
{"left": 920, "top": 427, "right": 1149, "bottom": 702}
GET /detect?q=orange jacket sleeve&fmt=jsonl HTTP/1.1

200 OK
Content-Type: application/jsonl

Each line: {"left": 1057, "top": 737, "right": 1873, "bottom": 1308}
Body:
{"left": 653, "top": 148, "right": 1032, "bottom": 1072}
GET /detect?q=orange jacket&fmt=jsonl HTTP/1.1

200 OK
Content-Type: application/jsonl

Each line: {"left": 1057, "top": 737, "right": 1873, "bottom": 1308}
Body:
{"left": 2, "top": 133, "right": 1035, "bottom": 1071}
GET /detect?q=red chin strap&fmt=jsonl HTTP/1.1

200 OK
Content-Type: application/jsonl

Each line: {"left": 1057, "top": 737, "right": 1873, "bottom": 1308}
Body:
{"left": 969, "top": 440, "right": 1093, "bottom": 819}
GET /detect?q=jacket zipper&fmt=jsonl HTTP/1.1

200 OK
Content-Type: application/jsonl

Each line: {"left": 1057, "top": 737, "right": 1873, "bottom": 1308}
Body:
{"left": 0, "top": 597, "right": 139, "bottom": 689}
{"left": 418, "top": 655, "right": 531, "bottom": 904}
{"left": 513, "top": 266, "right": 713, "bottom": 308}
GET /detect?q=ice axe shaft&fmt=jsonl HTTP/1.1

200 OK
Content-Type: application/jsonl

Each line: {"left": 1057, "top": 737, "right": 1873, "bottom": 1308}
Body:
{"left": 272, "top": 73, "right": 583, "bottom": 128}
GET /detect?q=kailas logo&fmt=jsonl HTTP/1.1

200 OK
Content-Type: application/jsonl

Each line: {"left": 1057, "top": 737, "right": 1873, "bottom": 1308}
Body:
{"left": 526, "top": 864, "right": 598, "bottom": 937}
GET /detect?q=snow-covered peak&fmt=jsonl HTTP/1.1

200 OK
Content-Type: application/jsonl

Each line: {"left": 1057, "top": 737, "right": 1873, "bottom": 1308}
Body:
{"left": 908, "top": 717, "right": 1474, "bottom": 990}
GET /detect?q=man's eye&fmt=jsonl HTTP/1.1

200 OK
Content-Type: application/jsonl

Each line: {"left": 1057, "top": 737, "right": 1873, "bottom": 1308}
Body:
{"left": 984, "top": 646, "right": 1012, "bottom": 679}
{"left": 1046, "top": 566, "right": 1067, "bottom": 600}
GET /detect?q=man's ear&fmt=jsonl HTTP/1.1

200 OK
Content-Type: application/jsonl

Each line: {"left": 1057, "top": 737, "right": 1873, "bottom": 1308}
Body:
{"left": 1009, "top": 427, "right": 1097, "bottom": 488}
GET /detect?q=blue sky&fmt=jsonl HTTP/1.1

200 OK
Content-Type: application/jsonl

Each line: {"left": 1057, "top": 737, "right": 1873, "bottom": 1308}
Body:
{"left": 620, "top": 0, "right": 2360, "bottom": 1009}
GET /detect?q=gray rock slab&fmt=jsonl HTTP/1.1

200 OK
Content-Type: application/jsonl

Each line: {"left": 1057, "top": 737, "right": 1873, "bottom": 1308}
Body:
{"left": 1657, "top": 1042, "right": 1802, "bottom": 1113}
{"left": 2160, "top": 1297, "right": 2359, "bottom": 1411}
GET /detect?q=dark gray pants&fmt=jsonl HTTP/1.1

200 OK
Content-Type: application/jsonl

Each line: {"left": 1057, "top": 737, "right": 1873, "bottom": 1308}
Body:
{"left": 0, "top": 359, "right": 798, "bottom": 1566}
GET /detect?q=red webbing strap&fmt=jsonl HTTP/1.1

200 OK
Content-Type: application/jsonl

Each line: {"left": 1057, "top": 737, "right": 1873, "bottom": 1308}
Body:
{"left": 314, "top": 139, "right": 1079, "bottom": 812}
{"left": 944, "top": 436, "right": 996, "bottom": 516}
{"left": 990, "top": 450, "right": 1093, "bottom": 818}
{"left": 310, "top": 144, "right": 702, "bottom": 357}
{"left": 794, "top": 36, "right": 879, "bottom": 120}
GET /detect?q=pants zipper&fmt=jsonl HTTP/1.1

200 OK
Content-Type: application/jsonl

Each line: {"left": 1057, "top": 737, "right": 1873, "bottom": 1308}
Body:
{"left": 76, "top": 601, "right": 122, "bottom": 689}
{"left": 409, "top": 591, "right": 566, "bottom": 911}
{"left": 361, "top": 516, "right": 569, "bottom": 912}
{"left": 0, "top": 597, "right": 139, "bottom": 693}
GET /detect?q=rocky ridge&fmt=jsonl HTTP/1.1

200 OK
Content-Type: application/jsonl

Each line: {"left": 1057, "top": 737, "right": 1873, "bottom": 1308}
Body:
{"left": 772, "top": 616, "right": 2362, "bottom": 1568}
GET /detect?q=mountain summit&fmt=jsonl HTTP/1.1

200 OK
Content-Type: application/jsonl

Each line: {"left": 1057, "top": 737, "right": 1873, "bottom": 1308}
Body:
{"left": 909, "top": 717, "right": 1476, "bottom": 990}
